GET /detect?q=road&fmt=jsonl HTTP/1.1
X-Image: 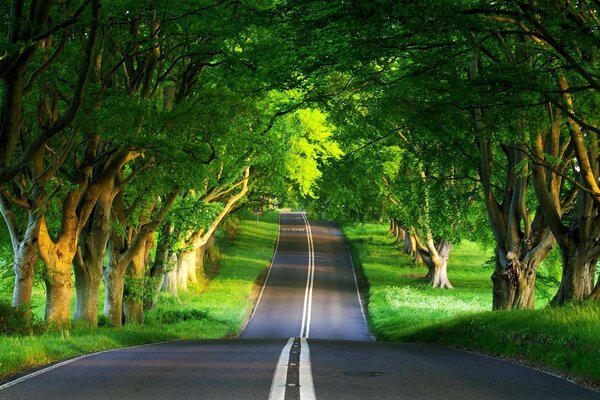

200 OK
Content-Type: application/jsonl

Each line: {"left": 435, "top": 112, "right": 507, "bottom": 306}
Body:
{"left": 0, "top": 212, "right": 597, "bottom": 399}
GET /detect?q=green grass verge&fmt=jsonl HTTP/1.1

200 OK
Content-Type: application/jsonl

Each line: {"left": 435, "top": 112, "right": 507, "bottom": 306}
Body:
{"left": 0, "top": 211, "right": 279, "bottom": 381}
{"left": 342, "top": 221, "right": 600, "bottom": 387}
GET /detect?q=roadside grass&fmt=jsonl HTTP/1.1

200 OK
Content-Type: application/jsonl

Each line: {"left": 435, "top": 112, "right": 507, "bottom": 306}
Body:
{"left": 0, "top": 211, "right": 279, "bottom": 381}
{"left": 342, "top": 221, "right": 600, "bottom": 387}
{"left": 407, "top": 303, "right": 600, "bottom": 386}
{"left": 342, "top": 222, "right": 493, "bottom": 340}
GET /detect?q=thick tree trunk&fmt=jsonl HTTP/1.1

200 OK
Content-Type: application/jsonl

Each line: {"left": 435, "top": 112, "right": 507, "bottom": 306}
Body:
{"left": 125, "top": 234, "right": 153, "bottom": 324}
{"left": 162, "top": 253, "right": 179, "bottom": 296}
{"left": 420, "top": 238, "right": 453, "bottom": 289}
{"left": 103, "top": 261, "right": 126, "bottom": 328}
{"left": 74, "top": 266, "right": 102, "bottom": 325}
{"left": 124, "top": 249, "right": 146, "bottom": 325}
{"left": 38, "top": 214, "right": 79, "bottom": 327}
{"left": 1, "top": 201, "right": 39, "bottom": 317}
{"left": 552, "top": 250, "right": 597, "bottom": 303}
{"left": 177, "top": 251, "right": 193, "bottom": 290}
{"left": 12, "top": 233, "right": 38, "bottom": 315}
{"left": 74, "top": 185, "right": 113, "bottom": 326}
{"left": 491, "top": 248, "right": 542, "bottom": 310}
{"left": 395, "top": 222, "right": 405, "bottom": 242}
{"left": 428, "top": 240, "right": 453, "bottom": 289}
{"left": 44, "top": 261, "right": 73, "bottom": 327}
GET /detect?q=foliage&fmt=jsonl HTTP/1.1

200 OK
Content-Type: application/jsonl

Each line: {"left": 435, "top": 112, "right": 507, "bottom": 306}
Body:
{"left": 0, "top": 300, "right": 32, "bottom": 335}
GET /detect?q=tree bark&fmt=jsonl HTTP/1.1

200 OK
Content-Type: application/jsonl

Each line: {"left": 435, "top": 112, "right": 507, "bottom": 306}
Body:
{"left": 162, "top": 253, "right": 179, "bottom": 296}
{"left": 38, "top": 207, "right": 83, "bottom": 327}
{"left": 418, "top": 237, "right": 453, "bottom": 289}
{"left": 10, "top": 215, "right": 39, "bottom": 316}
{"left": 123, "top": 238, "right": 150, "bottom": 325}
{"left": 104, "top": 188, "right": 179, "bottom": 326}
{"left": 427, "top": 239, "right": 453, "bottom": 289}
{"left": 395, "top": 220, "right": 405, "bottom": 242}
{"left": 530, "top": 101, "right": 600, "bottom": 304}
{"left": 103, "top": 260, "right": 126, "bottom": 328}
{"left": 553, "top": 250, "right": 598, "bottom": 303}
{"left": 403, "top": 229, "right": 422, "bottom": 265}
{"left": 73, "top": 186, "right": 114, "bottom": 326}
{"left": 491, "top": 247, "right": 548, "bottom": 309}
{"left": 12, "top": 243, "right": 38, "bottom": 315}
{"left": 177, "top": 251, "right": 192, "bottom": 291}
{"left": 43, "top": 259, "right": 73, "bottom": 326}
{"left": 146, "top": 223, "right": 173, "bottom": 310}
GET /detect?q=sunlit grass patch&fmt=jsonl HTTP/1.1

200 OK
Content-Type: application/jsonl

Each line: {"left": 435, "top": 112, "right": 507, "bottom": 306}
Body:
{"left": 341, "top": 221, "right": 493, "bottom": 339}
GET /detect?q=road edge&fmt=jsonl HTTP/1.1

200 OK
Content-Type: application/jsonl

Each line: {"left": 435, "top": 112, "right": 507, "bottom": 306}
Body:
{"left": 335, "top": 221, "right": 376, "bottom": 342}
{"left": 238, "top": 211, "right": 282, "bottom": 336}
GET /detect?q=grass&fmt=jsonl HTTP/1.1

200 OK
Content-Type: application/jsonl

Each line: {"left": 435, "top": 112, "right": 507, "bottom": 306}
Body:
{"left": 342, "top": 221, "right": 600, "bottom": 388}
{"left": 0, "top": 211, "right": 279, "bottom": 381}
{"left": 342, "top": 222, "right": 493, "bottom": 340}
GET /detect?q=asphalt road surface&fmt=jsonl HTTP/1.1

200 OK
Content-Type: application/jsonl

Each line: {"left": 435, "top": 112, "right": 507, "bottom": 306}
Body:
{"left": 0, "top": 212, "right": 597, "bottom": 399}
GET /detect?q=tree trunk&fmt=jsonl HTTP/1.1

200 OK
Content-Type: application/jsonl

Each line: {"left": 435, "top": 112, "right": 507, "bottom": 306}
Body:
{"left": 74, "top": 181, "right": 114, "bottom": 326}
{"left": 73, "top": 265, "right": 102, "bottom": 326}
{"left": 44, "top": 260, "right": 73, "bottom": 327}
{"left": 403, "top": 228, "right": 422, "bottom": 264}
{"left": 146, "top": 223, "right": 172, "bottom": 310}
{"left": 395, "top": 221, "right": 405, "bottom": 242}
{"left": 124, "top": 248, "right": 146, "bottom": 325}
{"left": 12, "top": 228, "right": 39, "bottom": 316}
{"left": 1, "top": 200, "right": 39, "bottom": 317}
{"left": 491, "top": 248, "right": 543, "bottom": 309}
{"left": 103, "top": 256, "right": 126, "bottom": 328}
{"left": 195, "top": 245, "right": 208, "bottom": 287}
{"left": 420, "top": 238, "right": 453, "bottom": 289}
{"left": 428, "top": 240, "right": 453, "bottom": 289}
{"left": 38, "top": 214, "right": 79, "bottom": 328}
{"left": 162, "top": 253, "right": 179, "bottom": 296}
{"left": 195, "top": 233, "right": 216, "bottom": 286}
{"left": 552, "top": 250, "right": 597, "bottom": 303}
{"left": 177, "top": 251, "right": 193, "bottom": 290}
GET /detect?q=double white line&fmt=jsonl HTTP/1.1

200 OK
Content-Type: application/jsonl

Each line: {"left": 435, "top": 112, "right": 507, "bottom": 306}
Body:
{"left": 300, "top": 211, "right": 315, "bottom": 339}
{"left": 269, "top": 212, "right": 317, "bottom": 400}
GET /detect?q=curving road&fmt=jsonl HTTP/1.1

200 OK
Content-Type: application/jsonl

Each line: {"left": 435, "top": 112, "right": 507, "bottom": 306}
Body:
{"left": 0, "top": 212, "right": 597, "bottom": 399}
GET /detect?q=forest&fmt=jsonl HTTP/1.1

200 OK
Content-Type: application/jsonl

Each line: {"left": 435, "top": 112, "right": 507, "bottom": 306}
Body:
{"left": 0, "top": 0, "right": 599, "bottom": 334}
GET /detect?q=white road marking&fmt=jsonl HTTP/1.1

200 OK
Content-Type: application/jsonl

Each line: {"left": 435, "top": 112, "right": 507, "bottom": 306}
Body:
{"left": 299, "top": 338, "right": 317, "bottom": 400}
{"left": 247, "top": 213, "right": 282, "bottom": 322}
{"left": 345, "top": 240, "right": 375, "bottom": 341}
{"left": 268, "top": 337, "right": 295, "bottom": 400}
{"left": 300, "top": 212, "right": 315, "bottom": 338}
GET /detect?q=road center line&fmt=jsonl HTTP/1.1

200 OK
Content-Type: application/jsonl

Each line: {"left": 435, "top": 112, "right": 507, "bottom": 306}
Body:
{"left": 300, "top": 212, "right": 315, "bottom": 338}
{"left": 299, "top": 338, "right": 316, "bottom": 400}
{"left": 268, "top": 337, "right": 295, "bottom": 400}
